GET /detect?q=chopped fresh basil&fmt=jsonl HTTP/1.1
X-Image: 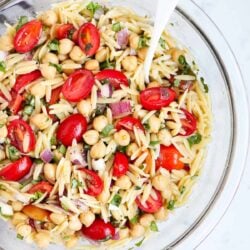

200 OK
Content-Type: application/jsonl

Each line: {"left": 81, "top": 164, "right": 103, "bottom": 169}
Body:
{"left": 31, "top": 191, "right": 43, "bottom": 202}
{"left": 135, "top": 186, "right": 141, "bottom": 190}
{"left": 130, "top": 214, "right": 139, "bottom": 224}
{"left": 135, "top": 237, "right": 145, "bottom": 247}
{"left": 138, "top": 35, "right": 150, "bottom": 49}
{"left": 25, "top": 95, "right": 35, "bottom": 106}
{"left": 149, "top": 140, "right": 160, "bottom": 147}
{"left": 110, "top": 194, "right": 122, "bottom": 207}
{"left": 117, "top": 145, "right": 127, "bottom": 154}
{"left": 101, "top": 124, "right": 114, "bottom": 137}
{"left": 167, "top": 200, "right": 175, "bottom": 210}
{"left": 200, "top": 77, "right": 209, "bottom": 93}
{"left": 49, "top": 62, "right": 62, "bottom": 73}
{"left": 8, "top": 146, "right": 20, "bottom": 161}
{"left": 48, "top": 39, "right": 59, "bottom": 52}
{"left": 34, "top": 159, "right": 43, "bottom": 164}
{"left": 174, "top": 79, "right": 180, "bottom": 87}
{"left": 58, "top": 145, "right": 66, "bottom": 155}
{"left": 143, "top": 123, "right": 150, "bottom": 130}
{"left": 0, "top": 61, "right": 6, "bottom": 72}
{"left": 178, "top": 55, "right": 186, "bottom": 65}
{"left": 71, "top": 178, "right": 83, "bottom": 188}
{"left": 17, "top": 234, "right": 24, "bottom": 240}
{"left": 100, "top": 59, "right": 115, "bottom": 70}
{"left": 112, "top": 22, "right": 122, "bottom": 32}
{"left": 23, "top": 105, "right": 34, "bottom": 116}
{"left": 16, "top": 16, "right": 28, "bottom": 31}
{"left": 180, "top": 185, "right": 186, "bottom": 194}
{"left": 178, "top": 55, "right": 194, "bottom": 75}
{"left": 159, "top": 37, "right": 166, "bottom": 49}
{"left": 50, "top": 136, "right": 57, "bottom": 145}
{"left": 86, "top": 1, "right": 101, "bottom": 17}
{"left": 150, "top": 221, "right": 159, "bottom": 232}
{"left": 187, "top": 133, "right": 202, "bottom": 147}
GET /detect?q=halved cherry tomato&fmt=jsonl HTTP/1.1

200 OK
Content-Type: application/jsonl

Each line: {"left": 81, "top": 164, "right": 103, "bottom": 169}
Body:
{"left": 82, "top": 218, "right": 115, "bottom": 241}
{"left": 113, "top": 152, "right": 129, "bottom": 177}
{"left": 156, "top": 145, "right": 184, "bottom": 171}
{"left": 179, "top": 109, "right": 197, "bottom": 136}
{"left": 28, "top": 181, "right": 53, "bottom": 194}
{"left": 8, "top": 119, "right": 36, "bottom": 153}
{"left": 0, "top": 156, "right": 33, "bottom": 181}
{"left": 56, "top": 114, "right": 87, "bottom": 146}
{"left": 22, "top": 205, "right": 50, "bottom": 221}
{"left": 49, "top": 86, "right": 62, "bottom": 105}
{"left": 7, "top": 119, "right": 36, "bottom": 153}
{"left": 95, "top": 69, "right": 129, "bottom": 89}
{"left": 56, "top": 24, "right": 76, "bottom": 40}
{"left": 13, "top": 70, "right": 42, "bottom": 93}
{"left": 81, "top": 168, "right": 104, "bottom": 197}
{"left": 140, "top": 87, "right": 176, "bottom": 110}
{"left": 8, "top": 91, "right": 24, "bottom": 114}
{"left": 14, "top": 20, "right": 42, "bottom": 53}
{"left": 115, "top": 116, "right": 144, "bottom": 131}
{"left": 62, "top": 69, "right": 94, "bottom": 102}
{"left": 78, "top": 22, "right": 100, "bottom": 56}
{"left": 136, "top": 189, "right": 163, "bottom": 213}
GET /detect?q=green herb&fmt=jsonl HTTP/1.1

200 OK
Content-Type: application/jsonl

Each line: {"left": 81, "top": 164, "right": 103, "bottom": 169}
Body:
{"left": 101, "top": 124, "right": 114, "bottom": 137}
{"left": 178, "top": 55, "right": 186, "bottom": 65}
{"left": 173, "top": 79, "right": 180, "bottom": 87}
{"left": 98, "top": 235, "right": 112, "bottom": 242}
{"left": 135, "top": 237, "right": 145, "bottom": 247}
{"left": 117, "top": 145, "right": 127, "bottom": 154}
{"left": 48, "top": 39, "right": 59, "bottom": 52}
{"left": 167, "top": 200, "right": 175, "bottom": 210}
{"left": 143, "top": 123, "right": 150, "bottom": 130}
{"left": 180, "top": 186, "right": 186, "bottom": 194}
{"left": 50, "top": 136, "right": 57, "bottom": 145}
{"left": 187, "top": 133, "right": 202, "bottom": 147}
{"left": 110, "top": 194, "right": 122, "bottom": 207}
{"left": 49, "top": 62, "right": 62, "bottom": 73}
{"left": 200, "top": 77, "right": 209, "bottom": 93}
{"left": 0, "top": 61, "right": 6, "bottom": 72}
{"left": 150, "top": 221, "right": 159, "bottom": 232}
{"left": 71, "top": 178, "right": 83, "bottom": 188}
{"left": 178, "top": 55, "right": 194, "bottom": 75}
{"left": 100, "top": 59, "right": 115, "bottom": 70}
{"left": 31, "top": 191, "right": 43, "bottom": 202}
{"left": 135, "top": 186, "right": 141, "bottom": 190}
{"left": 17, "top": 234, "right": 24, "bottom": 240}
{"left": 112, "top": 22, "right": 122, "bottom": 32}
{"left": 149, "top": 140, "right": 160, "bottom": 147}
{"left": 86, "top": 2, "right": 101, "bottom": 17}
{"left": 25, "top": 95, "right": 35, "bottom": 106}
{"left": 58, "top": 145, "right": 66, "bottom": 155}
{"left": 16, "top": 16, "right": 28, "bottom": 31}
{"left": 130, "top": 214, "right": 139, "bottom": 224}
{"left": 8, "top": 146, "right": 20, "bottom": 161}
{"left": 159, "top": 37, "right": 166, "bottom": 49}
{"left": 84, "top": 144, "right": 91, "bottom": 150}
{"left": 34, "top": 159, "right": 43, "bottom": 164}
{"left": 138, "top": 35, "right": 150, "bottom": 49}
{"left": 23, "top": 105, "right": 34, "bottom": 116}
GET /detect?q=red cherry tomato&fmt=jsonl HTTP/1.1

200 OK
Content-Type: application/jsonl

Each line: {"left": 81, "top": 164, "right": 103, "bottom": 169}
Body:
{"left": 49, "top": 86, "right": 62, "bottom": 105}
{"left": 95, "top": 69, "right": 129, "bottom": 90}
{"left": 8, "top": 91, "right": 24, "bottom": 114}
{"left": 0, "top": 156, "right": 33, "bottom": 181}
{"left": 156, "top": 145, "right": 184, "bottom": 171}
{"left": 56, "top": 114, "right": 87, "bottom": 146}
{"left": 136, "top": 189, "right": 163, "bottom": 213}
{"left": 62, "top": 69, "right": 94, "bottom": 102}
{"left": 82, "top": 218, "right": 115, "bottom": 241}
{"left": 13, "top": 70, "right": 42, "bottom": 93}
{"left": 14, "top": 20, "right": 42, "bottom": 53}
{"left": 179, "top": 109, "right": 197, "bottom": 136}
{"left": 7, "top": 119, "right": 36, "bottom": 153}
{"left": 56, "top": 24, "right": 78, "bottom": 42}
{"left": 28, "top": 181, "right": 53, "bottom": 194}
{"left": 115, "top": 116, "right": 144, "bottom": 131}
{"left": 140, "top": 87, "right": 176, "bottom": 110}
{"left": 81, "top": 168, "right": 104, "bottom": 197}
{"left": 78, "top": 22, "right": 100, "bottom": 57}
{"left": 113, "top": 152, "right": 129, "bottom": 177}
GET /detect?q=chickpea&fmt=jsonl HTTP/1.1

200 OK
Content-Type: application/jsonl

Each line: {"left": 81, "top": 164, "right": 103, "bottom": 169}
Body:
{"left": 148, "top": 115, "right": 161, "bottom": 133}
{"left": 154, "top": 207, "right": 168, "bottom": 221}
{"left": 90, "top": 140, "right": 106, "bottom": 159}
{"left": 65, "top": 235, "right": 78, "bottom": 248}
{"left": 79, "top": 211, "right": 95, "bottom": 227}
{"left": 148, "top": 81, "right": 160, "bottom": 88}
{"left": 83, "top": 130, "right": 99, "bottom": 145}
{"left": 30, "top": 83, "right": 46, "bottom": 98}
{"left": 85, "top": 59, "right": 99, "bottom": 71}
{"left": 130, "top": 224, "right": 145, "bottom": 238}
{"left": 16, "top": 224, "right": 32, "bottom": 238}
{"left": 119, "top": 228, "right": 129, "bottom": 240}
{"left": 170, "top": 48, "right": 185, "bottom": 64}
{"left": 42, "top": 52, "right": 59, "bottom": 64}
{"left": 69, "top": 46, "right": 86, "bottom": 63}
{"left": 129, "top": 33, "right": 140, "bottom": 49}
{"left": 62, "top": 59, "right": 76, "bottom": 75}
{"left": 0, "top": 125, "right": 7, "bottom": 139}
{"left": 58, "top": 53, "right": 68, "bottom": 61}
{"left": 95, "top": 47, "right": 108, "bottom": 62}
{"left": 68, "top": 216, "right": 82, "bottom": 231}
{"left": 138, "top": 47, "right": 148, "bottom": 60}
{"left": 115, "top": 175, "right": 131, "bottom": 190}
{"left": 126, "top": 143, "right": 138, "bottom": 157}
{"left": 59, "top": 39, "right": 74, "bottom": 55}
{"left": 114, "top": 129, "right": 130, "bottom": 146}
{"left": 77, "top": 99, "right": 92, "bottom": 117}
{"left": 40, "top": 64, "right": 57, "bottom": 80}
{"left": 0, "top": 35, "right": 14, "bottom": 51}
{"left": 11, "top": 212, "right": 28, "bottom": 226}
{"left": 40, "top": 10, "right": 58, "bottom": 26}
{"left": 93, "top": 115, "right": 108, "bottom": 132}
{"left": 12, "top": 201, "right": 24, "bottom": 212}
{"left": 0, "top": 149, "right": 5, "bottom": 161}
{"left": 91, "top": 207, "right": 101, "bottom": 214}
{"left": 30, "top": 113, "right": 52, "bottom": 130}
{"left": 139, "top": 214, "right": 154, "bottom": 227}
{"left": 34, "top": 231, "right": 51, "bottom": 248}
{"left": 97, "top": 190, "right": 110, "bottom": 203}
{"left": 152, "top": 174, "right": 169, "bottom": 191}
{"left": 44, "top": 163, "right": 56, "bottom": 183}
{"left": 158, "top": 129, "right": 171, "bottom": 146}
{"left": 122, "top": 56, "right": 137, "bottom": 72}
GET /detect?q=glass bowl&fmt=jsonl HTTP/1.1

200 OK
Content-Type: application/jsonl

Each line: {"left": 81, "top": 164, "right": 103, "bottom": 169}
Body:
{"left": 0, "top": 0, "right": 248, "bottom": 249}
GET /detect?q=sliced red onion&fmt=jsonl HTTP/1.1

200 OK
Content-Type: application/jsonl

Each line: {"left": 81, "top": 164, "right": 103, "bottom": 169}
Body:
{"left": 160, "top": 87, "right": 170, "bottom": 100}
{"left": 97, "top": 84, "right": 113, "bottom": 98}
{"left": 112, "top": 231, "right": 120, "bottom": 240}
{"left": 70, "top": 146, "right": 87, "bottom": 166}
{"left": 129, "top": 48, "right": 137, "bottom": 56}
{"left": 117, "top": 28, "right": 129, "bottom": 49}
{"left": 24, "top": 52, "right": 33, "bottom": 60}
{"left": 40, "top": 149, "right": 53, "bottom": 163}
{"left": 109, "top": 101, "right": 131, "bottom": 118}
{"left": 0, "top": 51, "right": 8, "bottom": 61}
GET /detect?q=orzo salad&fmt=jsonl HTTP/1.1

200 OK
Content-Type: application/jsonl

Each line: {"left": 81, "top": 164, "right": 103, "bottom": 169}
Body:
{"left": 0, "top": 0, "right": 212, "bottom": 249}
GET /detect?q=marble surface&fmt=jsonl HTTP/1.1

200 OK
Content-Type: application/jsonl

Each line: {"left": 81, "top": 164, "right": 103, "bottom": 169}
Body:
{"left": 193, "top": 0, "right": 250, "bottom": 249}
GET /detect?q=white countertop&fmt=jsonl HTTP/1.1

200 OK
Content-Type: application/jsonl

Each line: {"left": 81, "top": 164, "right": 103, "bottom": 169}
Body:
{"left": 194, "top": 0, "right": 250, "bottom": 249}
